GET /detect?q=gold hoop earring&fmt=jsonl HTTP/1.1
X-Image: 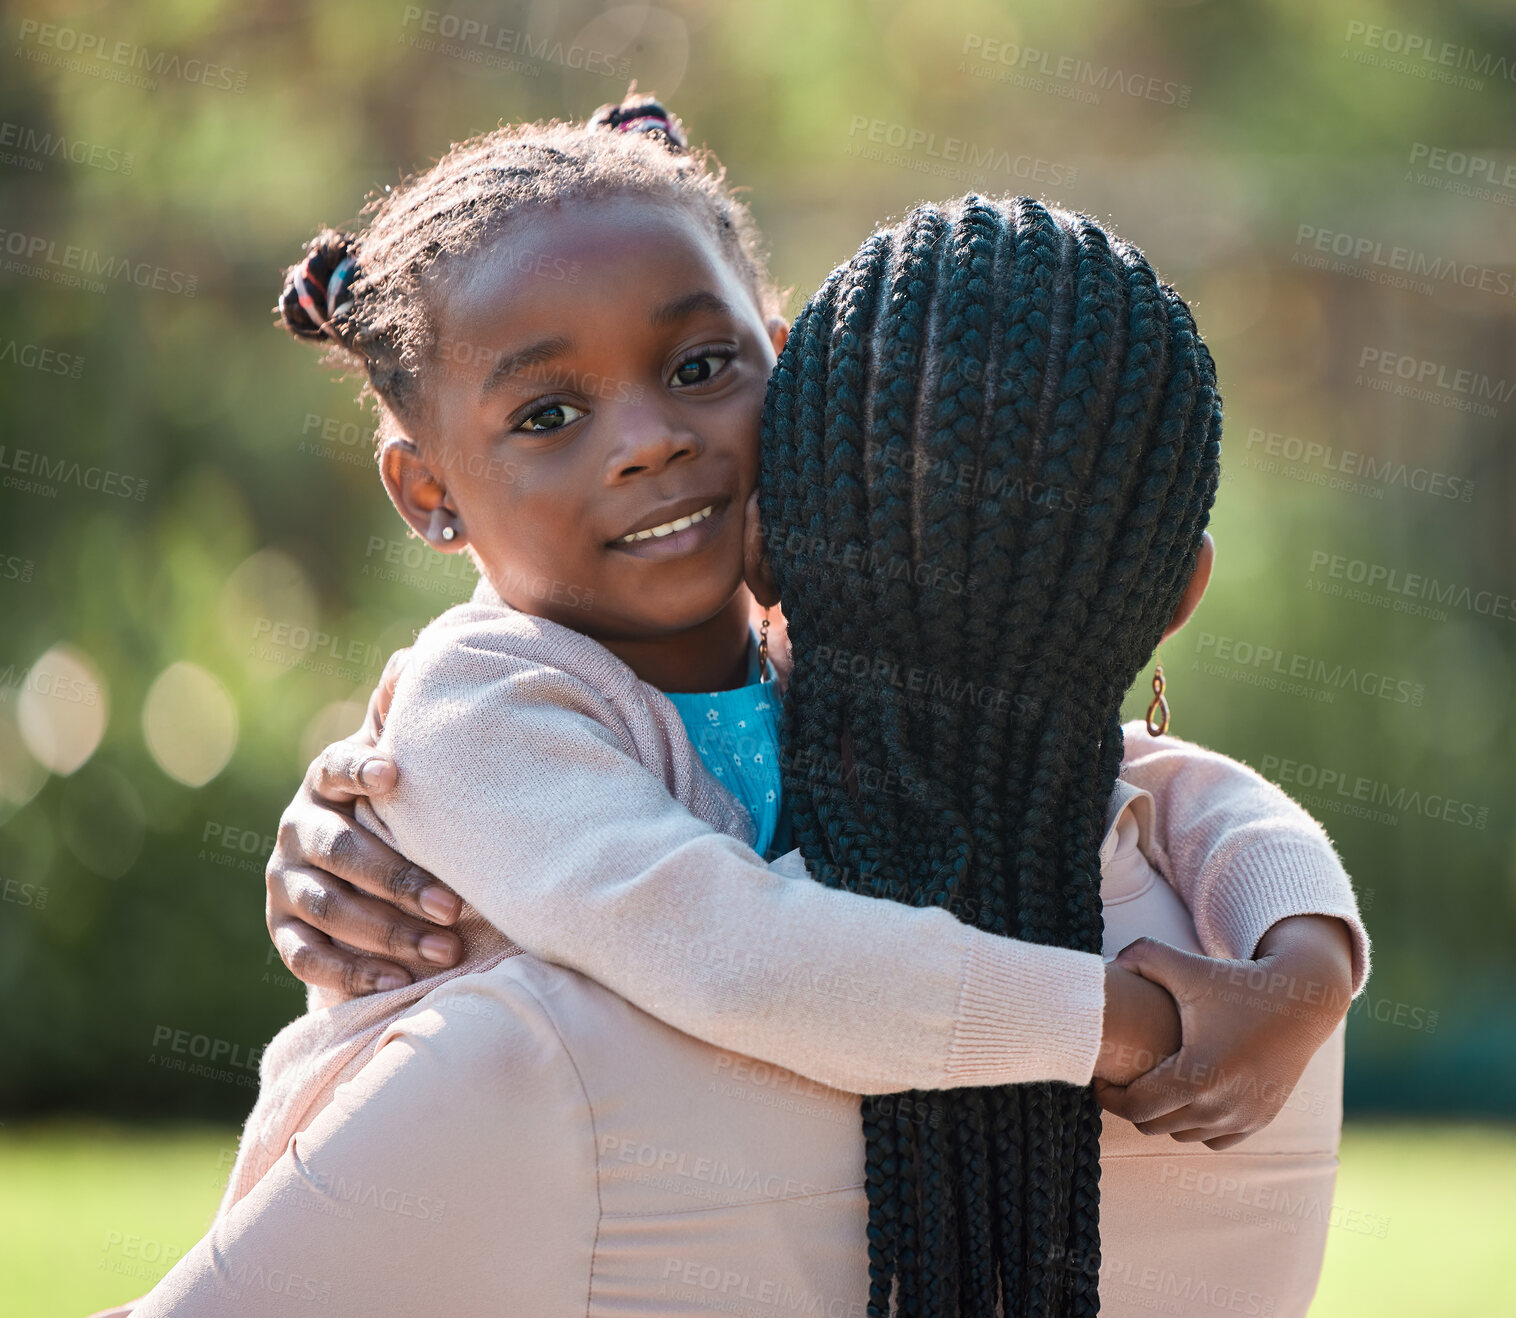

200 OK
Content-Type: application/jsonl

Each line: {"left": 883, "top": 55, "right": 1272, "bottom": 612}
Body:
{"left": 758, "top": 614, "right": 771, "bottom": 684}
{"left": 1145, "top": 654, "right": 1170, "bottom": 737}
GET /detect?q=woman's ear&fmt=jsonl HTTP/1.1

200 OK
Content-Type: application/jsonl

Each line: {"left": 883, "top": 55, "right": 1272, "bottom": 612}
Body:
{"left": 742, "top": 489, "right": 781, "bottom": 607}
{"left": 766, "top": 315, "right": 789, "bottom": 358}
{"left": 379, "top": 434, "right": 465, "bottom": 550}
{"left": 1160, "top": 531, "right": 1214, "bottom": 642}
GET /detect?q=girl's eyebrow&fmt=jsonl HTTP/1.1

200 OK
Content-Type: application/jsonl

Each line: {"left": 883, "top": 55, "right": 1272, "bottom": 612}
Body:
{"left": 479, "top": 335, "right": 575, "bottom": 401}
{"left": 650, "top": 290, "right": 734, "bottom": 327}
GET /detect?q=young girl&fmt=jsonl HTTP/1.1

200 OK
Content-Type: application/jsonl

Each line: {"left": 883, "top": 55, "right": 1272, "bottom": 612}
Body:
{"left": 125, "top": 100, "right": 1363, "bottom": 1317}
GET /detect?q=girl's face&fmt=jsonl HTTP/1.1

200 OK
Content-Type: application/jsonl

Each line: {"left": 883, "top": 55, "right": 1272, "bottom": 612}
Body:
{"left": 386, "top": 194, "right": 783, "bottom": 651}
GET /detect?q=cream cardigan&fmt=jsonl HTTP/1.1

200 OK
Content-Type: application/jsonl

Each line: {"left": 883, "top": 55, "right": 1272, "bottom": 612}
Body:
{"left": 136, "top": 775, "right": 1355, "bottom": 1317}
{"left": 216, "top": 581, "right": 1368, "bottom": 1220}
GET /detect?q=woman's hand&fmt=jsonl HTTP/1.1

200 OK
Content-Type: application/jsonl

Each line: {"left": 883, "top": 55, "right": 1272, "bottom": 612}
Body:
{"left": 1094, "top": 916, "right": 1354, "bottom": 1150}
{"left": 265, "top": 649, "right": 464, "bottom": 1000}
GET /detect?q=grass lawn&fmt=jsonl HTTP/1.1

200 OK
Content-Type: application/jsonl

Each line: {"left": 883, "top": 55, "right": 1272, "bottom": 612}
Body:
{"left": 1, "top": 1119, "right": 1510, "bottom": 1314}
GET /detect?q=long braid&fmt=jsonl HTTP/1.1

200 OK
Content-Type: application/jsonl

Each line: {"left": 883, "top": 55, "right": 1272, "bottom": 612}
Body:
{"left": 758, "top": 195, "right": 1222, "bottom": 1315}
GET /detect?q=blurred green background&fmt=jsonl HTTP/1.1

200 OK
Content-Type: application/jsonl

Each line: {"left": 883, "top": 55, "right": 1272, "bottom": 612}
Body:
{"left": 0, "top": 0, "right": 1512, "bottom": 1311}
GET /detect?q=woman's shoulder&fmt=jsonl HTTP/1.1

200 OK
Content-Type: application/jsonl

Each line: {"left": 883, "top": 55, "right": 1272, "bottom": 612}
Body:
{"left": 382, "top": 956, "right": 642, "bottom": 1079}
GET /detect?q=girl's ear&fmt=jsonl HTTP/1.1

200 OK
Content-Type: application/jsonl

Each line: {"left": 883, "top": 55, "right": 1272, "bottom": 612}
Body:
{"left": 1160, "top": 532, "right": 1214, "bottom": 642}
{"left": 742, "top": 489, "right": 781, "bottom": 607}
{"left": 766, "top": 315, "right": 789, "bottom": 358}
{"left": 379, "top": 434, "right": 464, "bottom": 550}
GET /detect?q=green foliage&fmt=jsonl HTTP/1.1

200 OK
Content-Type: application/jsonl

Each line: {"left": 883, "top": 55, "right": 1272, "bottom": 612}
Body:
{"left": 1, "top": 0, "right": 1512, "bottom": 1118}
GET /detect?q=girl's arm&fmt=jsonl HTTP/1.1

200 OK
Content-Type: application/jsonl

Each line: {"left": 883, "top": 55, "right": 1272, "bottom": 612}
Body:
{"left": 366, "top": 611, "right": 1112, "bottom": 1097}
{"left": 1116, "top": 722, "right": 1370, "bottom": 993}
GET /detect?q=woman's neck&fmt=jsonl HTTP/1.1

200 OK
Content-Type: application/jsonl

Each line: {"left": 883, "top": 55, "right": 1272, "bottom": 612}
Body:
{"left": 599, "top": 588, "right": 755, "bottom": 694}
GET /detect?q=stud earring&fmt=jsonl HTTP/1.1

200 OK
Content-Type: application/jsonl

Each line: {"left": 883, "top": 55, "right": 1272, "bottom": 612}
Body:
{"left": 1145, "top": 652, "right": 1170, "bottom": 737}
{"left": 441, "top": 524, "right": 456, "bottom": 542}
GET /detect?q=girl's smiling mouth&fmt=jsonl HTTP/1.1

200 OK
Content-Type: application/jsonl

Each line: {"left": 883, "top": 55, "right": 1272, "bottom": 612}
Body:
{"left": 610, "top": 497, "right": 730, "bottom": 559}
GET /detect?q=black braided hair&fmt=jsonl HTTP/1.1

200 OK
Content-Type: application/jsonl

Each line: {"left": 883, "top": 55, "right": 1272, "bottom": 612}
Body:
{"left": 274, "top": 93, "right": 777, "bottom": 431}
{"left": 759, "top": 194, "right": 1222, "bottom": 1316}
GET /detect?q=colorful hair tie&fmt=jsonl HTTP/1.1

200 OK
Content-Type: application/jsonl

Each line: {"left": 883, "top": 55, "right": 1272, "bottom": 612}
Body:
{"left": 325, "top": 255, "right": 357, "bottom": 320}
{"left": 292, "top": 256, "right": 328, "bottom": 332}
{"left": 614, "top": 111, "right": 671, "bottom": 136}
{"left": 292, "top": 249, "right": 357, "bottom": 340}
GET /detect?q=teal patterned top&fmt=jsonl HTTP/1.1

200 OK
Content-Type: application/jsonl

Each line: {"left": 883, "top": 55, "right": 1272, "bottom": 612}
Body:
{"left": 662, "top": 633, "right": 793, "bottom": 861}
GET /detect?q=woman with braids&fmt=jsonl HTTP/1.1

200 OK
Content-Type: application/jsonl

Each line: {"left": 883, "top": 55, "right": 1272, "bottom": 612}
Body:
{"left": 121, "top": 98, "right": 1363, "bottom": 1317}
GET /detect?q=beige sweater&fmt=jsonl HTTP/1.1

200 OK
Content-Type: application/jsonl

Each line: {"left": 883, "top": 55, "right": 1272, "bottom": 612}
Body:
{"left": 218, "top": 582, "right": 1369, "bottom": 1218}
{"left": 137, "top": 791, "right": 1351, "bottom": 1318}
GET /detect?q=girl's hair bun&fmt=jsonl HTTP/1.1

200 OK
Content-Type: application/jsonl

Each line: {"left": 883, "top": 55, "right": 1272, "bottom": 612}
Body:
{"left": 588, "top": 92, "right": 687, "bottom": 152}
{"left": 278, "top": 228, "right": 361, "bottom": 344}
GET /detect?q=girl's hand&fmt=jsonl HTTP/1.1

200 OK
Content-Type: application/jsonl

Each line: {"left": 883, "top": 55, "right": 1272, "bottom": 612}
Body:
{"left": 1094, "top": 916, "right": 1354, "bottom": 1150}
{"left": 265, "top": 649, "right": 464, "bottom": 1000}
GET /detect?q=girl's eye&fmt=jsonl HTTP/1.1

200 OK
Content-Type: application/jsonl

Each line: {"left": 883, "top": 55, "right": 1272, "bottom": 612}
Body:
{"left": 517, "top": 401, "right": 586, "bottom": 432}
{"left": 671, "top": 353, "right": 731, "bottom": 388}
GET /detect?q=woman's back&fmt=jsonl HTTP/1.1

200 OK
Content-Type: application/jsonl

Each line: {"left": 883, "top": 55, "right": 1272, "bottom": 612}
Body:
{"left": 1097, "top": 804, "right": 1344, "bottom": 1317}
{"left": 135, "top": 805, "right": 1341, "bottom": 1318}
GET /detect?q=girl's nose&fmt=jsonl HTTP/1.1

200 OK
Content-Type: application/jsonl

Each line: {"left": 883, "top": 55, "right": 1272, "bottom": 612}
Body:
{"left": 604, "top": 407, "right": 702, "bottom": 482}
